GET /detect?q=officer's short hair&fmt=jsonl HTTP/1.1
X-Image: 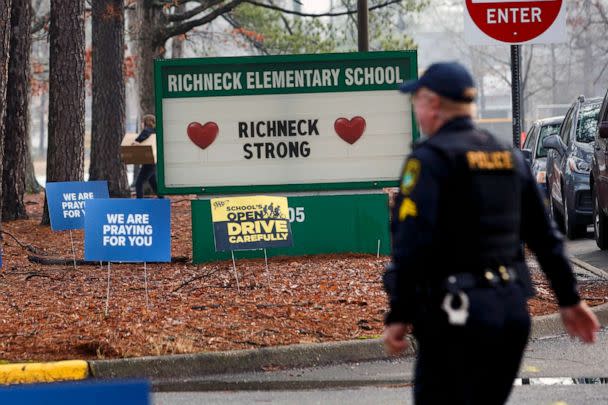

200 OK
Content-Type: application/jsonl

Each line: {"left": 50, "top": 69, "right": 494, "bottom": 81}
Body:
{"left": 439, "top": 94, "right": 477, "bottom": 117}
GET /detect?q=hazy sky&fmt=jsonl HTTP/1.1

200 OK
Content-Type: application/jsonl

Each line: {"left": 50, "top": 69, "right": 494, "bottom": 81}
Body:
{"left": 302, "top": 1, "right": 332, "bottom": 13}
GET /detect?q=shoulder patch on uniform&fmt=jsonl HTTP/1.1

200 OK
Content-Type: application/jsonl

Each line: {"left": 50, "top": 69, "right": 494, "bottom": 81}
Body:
{"left": 400, "top": 158, "right": 421, "bottom": 194}
{"left": 398, "top": 198, "right": 418, "bottom": 221}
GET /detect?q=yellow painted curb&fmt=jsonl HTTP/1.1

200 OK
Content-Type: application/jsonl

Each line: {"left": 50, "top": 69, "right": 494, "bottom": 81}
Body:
{"left": 0, "top": 360, "right": 88, "bottom": 385}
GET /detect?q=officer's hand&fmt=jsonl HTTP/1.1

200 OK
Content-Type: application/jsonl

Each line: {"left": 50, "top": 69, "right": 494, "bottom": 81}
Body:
{"left": 383, "top": 322, "right": 410, "bottom": 355}
{"left": 560, "top": 301, "right": 601, "bottom": 343}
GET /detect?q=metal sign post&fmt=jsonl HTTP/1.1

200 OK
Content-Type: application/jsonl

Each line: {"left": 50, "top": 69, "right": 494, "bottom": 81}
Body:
{"left": 228, "top": 248, "right": 274, "bottom": 291}
{"left": 68, "top": 230, "right": 77, "bottom": 270}
{"left": 230, "top": 250, "right": 241, "bottom": 293}
{"left": 511, "top": 45, "right": 523, "bottom": 149}
{"left": 144, "top": 262, "right": 150, "bottom": 308}
{"left": 263, "top": 248, "right": 271, "bottom": 285}
{"left": 105, "top": 262, "right": 111, "bottom": 316}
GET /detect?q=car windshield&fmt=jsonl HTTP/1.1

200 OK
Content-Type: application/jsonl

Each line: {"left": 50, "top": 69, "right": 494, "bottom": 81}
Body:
{"left": 536, "top": 123, "right": 561, "bottom": 158}
{"left": 576, "top": 102, "right": 601, "bottom": 143}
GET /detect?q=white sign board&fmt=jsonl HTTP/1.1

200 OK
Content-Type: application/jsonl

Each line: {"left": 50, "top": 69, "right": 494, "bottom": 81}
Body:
{"left": 154, "top": 52, "right": 418, "bottom": 195}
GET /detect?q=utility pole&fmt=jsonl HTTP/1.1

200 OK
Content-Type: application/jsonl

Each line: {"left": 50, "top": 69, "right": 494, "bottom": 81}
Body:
{"left": 357, "top": 0, "right": 368, "bottom": 52}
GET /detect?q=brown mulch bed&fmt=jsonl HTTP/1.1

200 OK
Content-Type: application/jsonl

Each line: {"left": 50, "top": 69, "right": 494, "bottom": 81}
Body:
{"left": 0, "top": 193, "right": 606, "bottom": 362}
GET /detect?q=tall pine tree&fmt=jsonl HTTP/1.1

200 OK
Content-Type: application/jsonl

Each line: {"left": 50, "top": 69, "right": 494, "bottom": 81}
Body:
{"left": 89, "top": 0, "right": 129, "bottom": 197}
{"left": 3, "top": 0, "right": 32, "bottom": 220}
{"left": 42, "top": 0, "right": 85, "bottom": 225}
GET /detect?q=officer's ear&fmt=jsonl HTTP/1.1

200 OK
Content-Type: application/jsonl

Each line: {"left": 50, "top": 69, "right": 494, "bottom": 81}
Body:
{"left": 427, "top": 92, "right": 441, "bottom": 110}
{"left": 417, "top": 88, "right": 441, "bottom": 110}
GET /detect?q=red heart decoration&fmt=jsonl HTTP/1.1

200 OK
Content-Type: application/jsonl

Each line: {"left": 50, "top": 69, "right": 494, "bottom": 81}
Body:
{"left": 187, "top": 121, "right": 218, "bottom": 150}
{"left": 334, "top": 116, "right": 366, "bottom": 145}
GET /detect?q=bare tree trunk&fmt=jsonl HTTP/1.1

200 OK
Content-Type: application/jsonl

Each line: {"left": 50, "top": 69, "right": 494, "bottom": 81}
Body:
{"left": 171, "top": 34, "right": 184, "bottom": 59}
{"left": 135, "top": 0, "right": 165, "bottom": 117}
{"left": 551, "top": 45, "right": 558, "bottom": 104}
{"left": 171, "top": 3, "right": 185, "bottom": 58}
{"left": 25, "top": 142, "right": 41, "bottom": 193}
{"left": 90, "top": 0, "right": 130, "bottom": 197}
{"left": 0, "top": 0, "right": 13, "bottom": 230}
{"left": 37, "top": 91, "right": 46, "bottom": 155}
{"left": 42, "top": 0, "right": 85, "bottom": 225}
{"left": 3, "top": 0, "right": 31, "bottom": 221}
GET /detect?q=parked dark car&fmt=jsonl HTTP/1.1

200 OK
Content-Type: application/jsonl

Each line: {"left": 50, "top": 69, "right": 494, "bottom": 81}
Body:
{"left": 544, "top": 95, "right": 602, "bottom": 239}
{"left": 590, "top": 89, "right": 608, "bottom": 248}
{"left": 521, "top": 116, "right": 563, "bottom": 196}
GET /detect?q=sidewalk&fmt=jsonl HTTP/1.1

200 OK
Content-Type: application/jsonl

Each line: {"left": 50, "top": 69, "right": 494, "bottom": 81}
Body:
{"left": 153, "top": 328, "right": 608, "bottom": 392}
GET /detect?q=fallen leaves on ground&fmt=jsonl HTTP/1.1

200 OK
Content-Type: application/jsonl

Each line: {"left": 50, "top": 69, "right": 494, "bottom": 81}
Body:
{"left": 0, "top": 193, "right": 605, "bottom": 362}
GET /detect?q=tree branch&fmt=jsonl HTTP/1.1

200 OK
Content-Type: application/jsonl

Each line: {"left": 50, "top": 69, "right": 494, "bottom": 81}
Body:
{"left": 222, "top": 14, "right": 270, "bottom": 55}
{"left": 173, "top": 268, "right": 221, "bottom": 292}
{"left": 2, "top": 230, "right": 45, "bottom": 255}
{"left": 244, "top": 0, "right": 403, "bottom": 17}
{"left": 594, "top": 0, "right": 608, "bottom": 25}
{"left": 524, "top": 84, "right": 552, "bottom": 101}
{"left": 31, "top": 12, "right": 50, "bottom": 34}
{"left": 522, "top": 45, "right": 534, "bottom": 92}
{"left": 167, "top": 2, "right": 218, "bottom": 22}
{"left": 153, "top": 0, "right": 193, "bottom": 5}
{"left": 162, "top": 0, "right": 244, "bottom": 42}
{"left": 594, "top": 58, "right": 608, "bottom": 85}
{"left": 271, "top": 0, "right": 293, "bottom": 36}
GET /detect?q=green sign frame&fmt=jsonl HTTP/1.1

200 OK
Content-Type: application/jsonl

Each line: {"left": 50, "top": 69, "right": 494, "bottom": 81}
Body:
{"left": 191, "top": 193, "right": 391, "bottom": 263}
{"left": 154, "top": 51, "right": 418, "bottom": 196}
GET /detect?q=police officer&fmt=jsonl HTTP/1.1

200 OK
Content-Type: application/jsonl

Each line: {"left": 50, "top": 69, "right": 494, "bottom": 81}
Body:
{"left": 383, "top": 62, "right": 600, "bottom": 405}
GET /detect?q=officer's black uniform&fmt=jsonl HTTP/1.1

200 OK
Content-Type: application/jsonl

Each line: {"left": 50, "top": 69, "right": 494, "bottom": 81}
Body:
{"left": 384, "top": 116, "right": 581, "bottom": 404}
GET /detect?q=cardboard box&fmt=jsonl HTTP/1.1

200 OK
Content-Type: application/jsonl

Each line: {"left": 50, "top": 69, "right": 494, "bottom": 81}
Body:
{"left": 120, "top": 132, "right": 157, "bottom": 164}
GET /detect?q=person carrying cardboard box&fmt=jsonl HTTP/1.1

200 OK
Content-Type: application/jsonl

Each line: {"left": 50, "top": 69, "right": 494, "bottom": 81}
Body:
{"left": 133, "top": 114, "right": 159, "bottom": 198}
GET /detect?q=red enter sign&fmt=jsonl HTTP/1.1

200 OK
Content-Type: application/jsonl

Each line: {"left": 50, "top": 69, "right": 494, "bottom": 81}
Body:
{"left": 465, "top": 0, "right": 563, "bottom": 43}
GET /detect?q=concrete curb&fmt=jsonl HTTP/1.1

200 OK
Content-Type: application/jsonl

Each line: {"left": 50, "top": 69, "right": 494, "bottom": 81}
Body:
{"left": 153, "top": 378, "right": 410, "bottom": 392}
{"left": 89, "top": 338, "right": 416, "bottom": 380}
{"left": 0, "top": 360, "right": 88, "bottom": 385}
{"left": 530, "top": 301, "right": 608, "bottom": 339}
{"left": 89, "top": 302, "right": 608, "bottom": 383}
{"left": 570, "top": 256, "right": 608, "bottom": 280}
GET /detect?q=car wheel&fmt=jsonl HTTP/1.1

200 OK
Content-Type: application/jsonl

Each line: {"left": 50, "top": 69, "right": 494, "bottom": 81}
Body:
{"left": 564, "top": 196, "right": 585, "bottom": 240}
{"left": 594, "top": 188, "right": 608, "bottom": 250}
{"left": 549, "top": 190, "right": 564, "bottom": 232}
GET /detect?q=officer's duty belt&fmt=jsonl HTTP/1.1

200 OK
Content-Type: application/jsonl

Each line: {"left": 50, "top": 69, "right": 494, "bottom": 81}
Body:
{"left": 443, "top": 266, "right": 518, "bottom": 292}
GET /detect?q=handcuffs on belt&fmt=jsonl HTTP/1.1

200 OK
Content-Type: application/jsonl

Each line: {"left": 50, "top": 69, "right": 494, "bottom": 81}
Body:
{"left": 441, "top": 266, "right": 516, "bottom": 326}
{"left": 442, "top": 276, "right": 470, "bottom": 326}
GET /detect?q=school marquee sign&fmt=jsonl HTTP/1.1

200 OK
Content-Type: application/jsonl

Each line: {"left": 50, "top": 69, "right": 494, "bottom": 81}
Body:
{"left": 154, "top": 51, "right": 418, "bottom": 195}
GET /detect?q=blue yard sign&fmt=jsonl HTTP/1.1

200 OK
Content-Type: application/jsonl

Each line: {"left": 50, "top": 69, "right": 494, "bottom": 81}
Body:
{"left": 84, "top": 199, "right": 171, "bottom": 262}
{"left": 0, "top": 380, "right": 149, "bottom": 404}
{"left": 46, "top": 181, "right": 109, "bottom": 231}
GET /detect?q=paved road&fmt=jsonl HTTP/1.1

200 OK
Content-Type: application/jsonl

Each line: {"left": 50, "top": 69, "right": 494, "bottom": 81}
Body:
{"left": 153, "top": 329, "right": 608, "bottom": 404}
{"left": 150, "top": 237, "right": 608, "bottom": 404}
{"left": 566, "top": 234, "right": 608, "bottom": 275}
{"left": 152, "top": 385, "right": 608, "bottom": 405}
